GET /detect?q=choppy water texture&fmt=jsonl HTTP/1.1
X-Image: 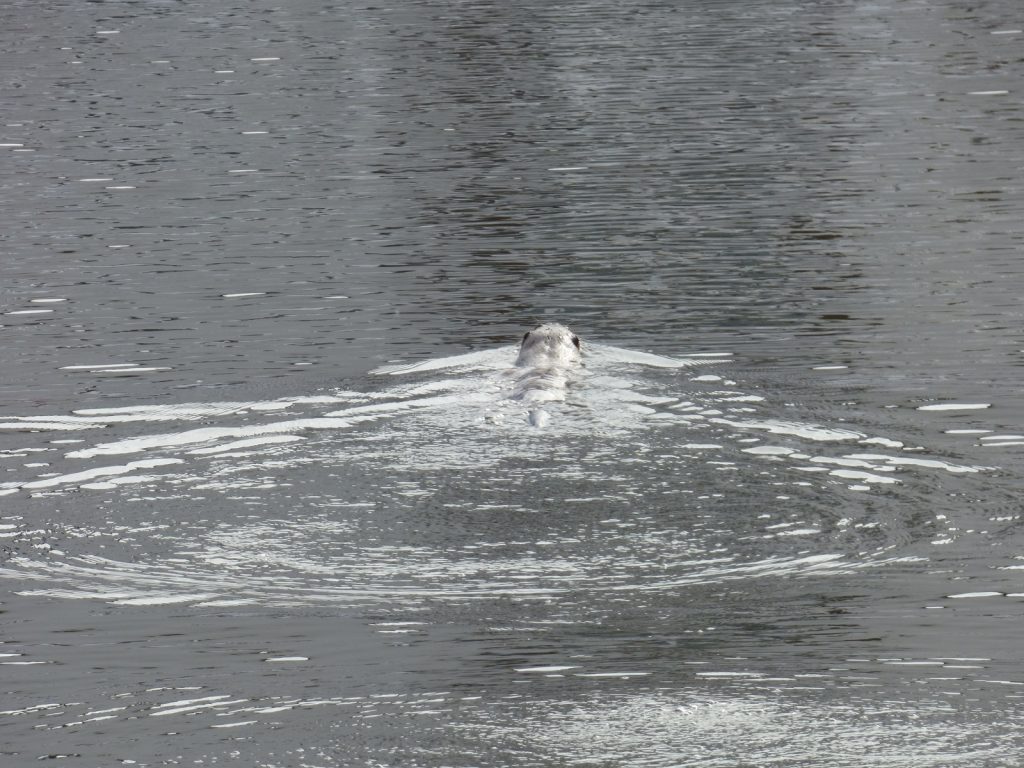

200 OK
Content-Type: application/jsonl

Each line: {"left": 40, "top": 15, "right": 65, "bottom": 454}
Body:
{"left": 3, "top": 0, "right": 1024, "bottom": 765}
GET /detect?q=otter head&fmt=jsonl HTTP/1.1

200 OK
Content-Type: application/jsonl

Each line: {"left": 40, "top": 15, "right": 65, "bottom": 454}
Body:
{"left": 515, "top": 323, "right": 582, "bottom": 368}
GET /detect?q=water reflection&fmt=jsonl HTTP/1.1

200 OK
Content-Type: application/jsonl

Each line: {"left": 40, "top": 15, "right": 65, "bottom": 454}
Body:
{"left": 496, "top": 688, "right": 1024, "bottom": 767}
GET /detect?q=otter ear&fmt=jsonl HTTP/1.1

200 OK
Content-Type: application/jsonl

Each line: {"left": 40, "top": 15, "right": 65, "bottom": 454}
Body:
{"left": 571, "top": 335, "right": 580, "bottom": 349}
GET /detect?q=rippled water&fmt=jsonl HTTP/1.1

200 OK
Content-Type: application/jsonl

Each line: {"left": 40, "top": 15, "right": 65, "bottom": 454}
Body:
{"left": 3, "top": 0, "right": 1024, "bottom": 765}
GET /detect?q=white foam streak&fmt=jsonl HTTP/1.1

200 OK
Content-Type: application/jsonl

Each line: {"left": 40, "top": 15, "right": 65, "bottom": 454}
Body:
{"left": 151, "top": 698, "right": 249, "bottom": 717}
{"left": 0, "top": 394, "right": 379, "bottom": 436}
{"left": 810, "top": 456, "right": 896, "bottom": 471}
{"left": 630, "top": 554, "right": 850, "bottom": 591}
{"left": 712, "top": 417, "right": 864, "bottom": 442}
{"left": 189, "top": 435, "right": 305, "bottom": 455}
{"left": 323, "top": 393, "right": 486, "bottom": 419}
{"left": 19, "top": 458, "right": 183, "bottom": 489}
{"left": 372, "top": 347, "right": 512, "bottom": 375}
{"left": 845, "top": 453, "right": 987, "bottom": 474}
{"left": 590, "top": 345, "right": 731, "bottom": 368}
{"left": 2, "top": 401, "right": 295, "bottom": 430}
{"left": 917, "top": 403, "right": 991, "bottom": 411}
{"left": 828, "top": 469, "right": 899, "bottom": 485}
{"left": 67, "top": 418, "right": 354, "bottom": 458}
{"left": 0, "top": 421, "right": 96, "bottom": 431}
{"left": 372, "top": 344, "right": 727, "bottom": 377}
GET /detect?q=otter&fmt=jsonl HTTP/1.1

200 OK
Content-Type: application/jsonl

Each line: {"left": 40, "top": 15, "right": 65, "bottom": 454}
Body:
{"left": 515, "top": 323, "right": 582, "bottom": 369}
{"left": 510, "top": 323, "right": 582, "bottom": 426}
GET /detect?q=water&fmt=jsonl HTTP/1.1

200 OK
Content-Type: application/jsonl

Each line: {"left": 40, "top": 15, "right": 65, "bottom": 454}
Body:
{"left": 3, "top": 0, "right": 1024, "bottom": 765}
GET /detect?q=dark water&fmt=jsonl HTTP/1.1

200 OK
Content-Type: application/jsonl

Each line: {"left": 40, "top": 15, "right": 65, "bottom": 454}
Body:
{"left": 3, "top": 0, "right": 1024, "bottom": 765}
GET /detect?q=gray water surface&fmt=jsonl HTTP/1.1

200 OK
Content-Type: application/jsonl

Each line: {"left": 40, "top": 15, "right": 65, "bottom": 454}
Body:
{"left": 3, "top": 0, "right": 1024, "bottom": 765}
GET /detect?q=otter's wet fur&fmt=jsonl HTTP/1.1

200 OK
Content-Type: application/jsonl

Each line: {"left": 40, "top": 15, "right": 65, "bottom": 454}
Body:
{"left": 510, "top": 323, "right": 582, "bottom": 426}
